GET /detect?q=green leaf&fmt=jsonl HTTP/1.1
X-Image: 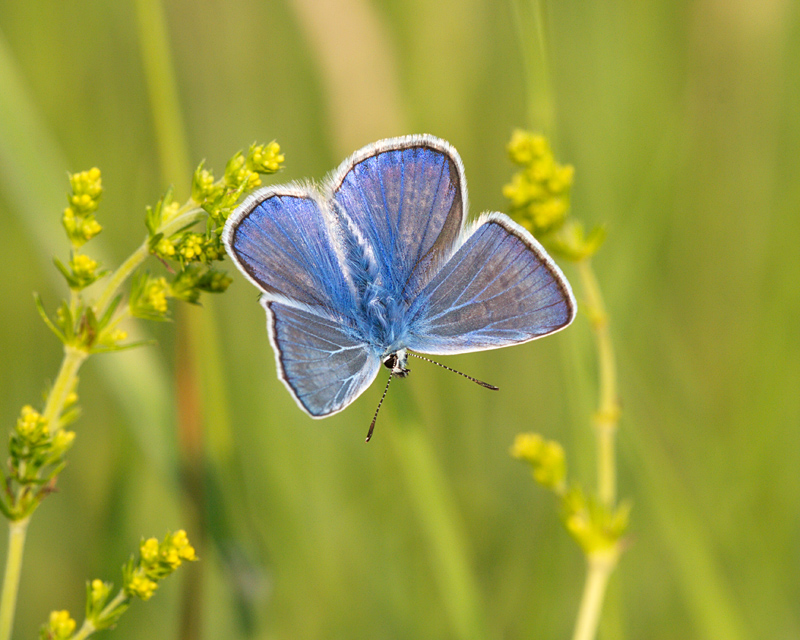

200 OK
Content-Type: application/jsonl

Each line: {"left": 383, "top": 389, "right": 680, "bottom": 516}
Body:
{"left": 33, "top": 292, "right": 66, "bottom": 343}
{"left": 97, "top": 293, "right": 123, "bottom": 328}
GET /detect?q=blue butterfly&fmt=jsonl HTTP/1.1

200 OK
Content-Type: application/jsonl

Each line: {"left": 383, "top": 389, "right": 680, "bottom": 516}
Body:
{"left": 223, "top": 135, "right": 576, "bottom": 438}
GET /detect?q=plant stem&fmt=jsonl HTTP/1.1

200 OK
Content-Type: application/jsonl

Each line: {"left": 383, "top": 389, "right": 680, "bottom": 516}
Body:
{"left": 94, "top": 205, "right": 205, "bottom": 317}
{"left": 0, "top": 518, "right": 29, "bottom": 640}
{"left": 0, "top": 200, "right": 202, "bottom": 640}
{"left": 569, "top": 258, "right": 621, "bottom": 640}
{"left": 575, "top": 259, "right": 620, "bottom": 508}
{"left": 43, "top": 346, "right": 89, "bottom": 433}
{"left": 72, "top": 590, "right": 129, "bottom": 640}
{"left": 508, "top": 0, "right": 555, "bottom": 136}
{"left": 0, "top": 348, "right": 88, "bottom": 640}
{"left": 571, "top": 550, "right": 617, "bottom": 640}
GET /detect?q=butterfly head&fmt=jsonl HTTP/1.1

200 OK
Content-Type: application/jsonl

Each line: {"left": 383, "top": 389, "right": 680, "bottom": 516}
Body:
{"left": 382, "top": 348, "right": 410, "bottom": 378}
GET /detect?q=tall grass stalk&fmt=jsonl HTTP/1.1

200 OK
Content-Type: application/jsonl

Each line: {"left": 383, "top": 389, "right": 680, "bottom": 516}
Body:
{"left": 133, "top": 1, "right": 208, "bottom": 638}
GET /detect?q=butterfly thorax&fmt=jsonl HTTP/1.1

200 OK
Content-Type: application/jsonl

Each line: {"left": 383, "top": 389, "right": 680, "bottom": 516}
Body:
{"left": 356, "top": 280, "right": 412, "bottom": 357}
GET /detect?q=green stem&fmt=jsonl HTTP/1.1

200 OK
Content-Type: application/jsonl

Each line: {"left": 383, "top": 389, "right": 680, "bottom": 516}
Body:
{"left": 0, "top": 201, "right": 202, "bottom": 640}
{"left": 42, "top": 346, "right": 89, "bottom": 433}
{"left": 133, "top": 0, "right": 192, "bottom": 184}
{"left": 575, "top": 259, "right": 619, "bottom": 508}
{"left": 72, "top": 618, "right": 96, "bottom": 640}
{"left": 94, "top": 244, "right": 150, "bottom": 317}
{"left": 571, "top": 550, "right": 618, "bottom": 640}
{"left": 0, "top": 518, "right": 30, "bottom": 640}
{"left": 72, "top": 590, "right": 129, "bottom": 640}
{"left": 94, "top": 206, "right": 205, "bottom": 316}
{"left": 568, "top": 258, "right": 621, "bottom": 640}
{"left": 0, "top": 349, "right": 88, "bottom": 640}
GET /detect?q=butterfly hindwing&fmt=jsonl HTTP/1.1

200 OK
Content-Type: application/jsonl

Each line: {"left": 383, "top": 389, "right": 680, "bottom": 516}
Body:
{"left": 405, "top": 213, "right": 576, "bottom": 354}
{"left": 265, "top": 301, "right": 381, "bottom": 417}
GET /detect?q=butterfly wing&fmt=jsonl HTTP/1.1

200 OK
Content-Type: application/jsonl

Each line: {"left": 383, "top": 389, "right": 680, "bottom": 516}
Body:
{"left": 405, "top": 213, "right": 576, "bottom": 354}
{"left": 327, "top": 135, "right": 465, "bottom": 297}
{"left": 222, "top": 185, "right": 354, "bottom": 313}
{"left": 224, "top": 186, "right": 379, "bottom": 416}
{"left": 265, "top": 301, "right": 381, "bottom": 417}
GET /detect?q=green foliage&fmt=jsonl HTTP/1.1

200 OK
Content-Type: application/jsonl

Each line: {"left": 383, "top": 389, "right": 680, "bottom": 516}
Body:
{"left": 2, "top": 139, "right": 283, "bottom": 640}
{"left": 38, "top": 531, "right": 197, "bottom": 640}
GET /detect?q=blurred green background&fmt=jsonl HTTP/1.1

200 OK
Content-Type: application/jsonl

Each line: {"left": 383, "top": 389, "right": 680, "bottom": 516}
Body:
{"left": 1, "top": 0, "right": 799, "bottom": 638}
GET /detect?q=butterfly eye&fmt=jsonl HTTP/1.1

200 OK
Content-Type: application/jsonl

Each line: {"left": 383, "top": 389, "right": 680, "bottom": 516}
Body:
{"left": 381, "top": 352, "right": 410, "bottom": 377}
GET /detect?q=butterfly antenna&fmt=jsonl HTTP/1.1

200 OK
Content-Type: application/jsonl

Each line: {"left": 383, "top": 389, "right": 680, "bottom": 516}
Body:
{"left": 366, "top": 371, "right": 394, "bottom": 443}
{"left": 407, "top": 352, "right": 499, "bottom": 390}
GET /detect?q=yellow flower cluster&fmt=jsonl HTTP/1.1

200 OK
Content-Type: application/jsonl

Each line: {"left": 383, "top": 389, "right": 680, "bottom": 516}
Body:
{"left": 68, "top": 168, "right": 102, "bottom": 210}
{"left": 226, "top": 152, "right": 262, "bottom": 191}
{"left": 90, "top": 579, "right": 111, "bottom": 607}
{"left": 154, "top": 236, "right": 176, "bottom": 259}
{"left": 42, "top": 609, "right": 76, "bottom": 640}
{"left": 562, "top": 488, "right": 630, "bottom": 555}
{"left": 178, "top": 233, "right": 205, "bottom": 261}
{"left": 510, "top": 432, "right": 566, "bottom": 491}
{"left": 16, "top": 405, "right": 48, "bottom": 442}
{"left": 127, "top": 568, "right": 159, "bottom": 601}
{"left": 70, "top": 253, "right": 99, "bottom": 279}
{"left": 50, "top": 428, "right": 76, "bottom": 454}
{"left": 124, "top": 530, "right": 198, "bottom": 601}
{"left": 192, "top": 166, "right": 217, "bottom": 202}
{"left": 503, "top": 130, "right": 573, "bottom": 236}
{"left": 143, "top": 277, "right": 169, "bottom": 314}
{"left": 63, "top": 168, "right": 103, "bottom": 247}
{"left": 248, "top": 141, "right": 285, "bottom": 174}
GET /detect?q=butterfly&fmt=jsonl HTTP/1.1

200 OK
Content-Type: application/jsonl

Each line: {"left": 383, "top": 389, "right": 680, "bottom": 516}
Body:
{"left": 222, "top": 135, "right": 576, "bottom": 439}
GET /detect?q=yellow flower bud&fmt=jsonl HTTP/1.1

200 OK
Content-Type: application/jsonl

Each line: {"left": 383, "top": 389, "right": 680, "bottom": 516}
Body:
{"left": 17, "top": 405, "right": 47, "bottom": 440}
{"left": 510, "top": 432, "right": 544, "bottom": 462}
{"left": 504, "top": 131, "right": 573, "bottom": 237}
{"left": 178, "top": 233, "right": 205, "bottom": 261}
{"left": 510, "top": 433, "right": 566, "bottom": 490}
{"left": 145, "top": 277, "right": 169, "bottom": 314}
{"left": 247, "top": 141, "right": 285, "bottom": 174}
{"left": 51, "top": 429, "right": 76, "bottom": 453}
{"left": 70, "top": 253, "right": 98, "bottom": 279}
{"left": 81, "top": 217, "right": 102, "bottom": 241}
{"left": 46, "top": 610, "right": 76, "bottom": 639}
{"left": 90, "top": 579, "right": 111, "bottom": 608}
{"left": 155, "top": 236, "right": 176, "bottom": 258}
{"left": 140, "top": 537, "right": 160, "bottom": 563}
{"left": 126, "top": 570, "right": 158, "bottom": 601}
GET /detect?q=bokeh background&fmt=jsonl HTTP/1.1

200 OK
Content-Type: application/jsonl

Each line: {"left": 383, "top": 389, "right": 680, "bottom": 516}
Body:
{"left": 1, "top": 0, "right": 798, "bottom": 638}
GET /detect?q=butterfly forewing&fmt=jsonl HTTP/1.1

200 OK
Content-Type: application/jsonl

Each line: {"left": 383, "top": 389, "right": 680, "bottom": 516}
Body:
{"left": 223, "top": 189, "right": 353, "bottom": 314}
{"left": 328, "top": 137, "right": 465, "bottom": 299}
{"left": 405, "top": 214, "right": 576, "bottom": 354}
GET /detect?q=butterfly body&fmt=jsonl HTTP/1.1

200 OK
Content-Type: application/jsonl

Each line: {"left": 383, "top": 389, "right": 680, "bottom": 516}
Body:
{"left": 223, "top": 135, "right": 576, "bottom": 419}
